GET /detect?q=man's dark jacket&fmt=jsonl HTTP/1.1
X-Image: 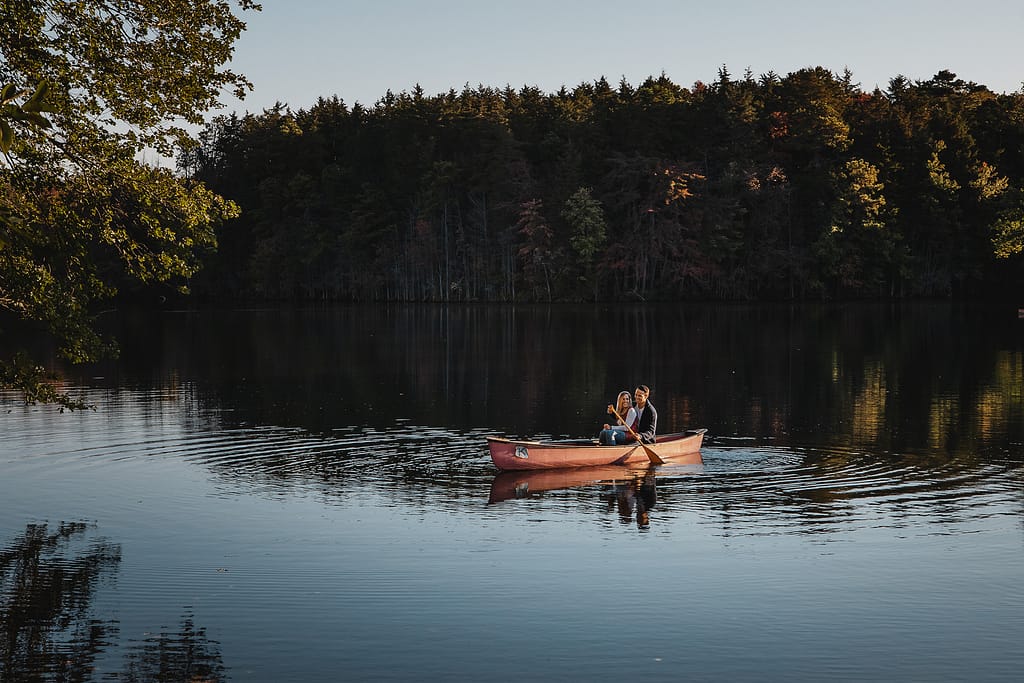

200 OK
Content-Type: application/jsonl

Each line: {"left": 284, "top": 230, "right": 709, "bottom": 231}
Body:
{"left": 635, "top": 402, "right": 657, "bottom": 443}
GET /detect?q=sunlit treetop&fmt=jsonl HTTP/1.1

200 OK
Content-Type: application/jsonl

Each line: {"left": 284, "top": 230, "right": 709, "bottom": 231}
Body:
{"left": 0, "top": 0, "right": 261, "bottom": 158}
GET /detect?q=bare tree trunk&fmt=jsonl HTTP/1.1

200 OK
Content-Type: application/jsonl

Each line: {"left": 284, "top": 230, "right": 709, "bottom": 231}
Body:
{"left": 443, "top": 201, "right": 450, "bottom": 302}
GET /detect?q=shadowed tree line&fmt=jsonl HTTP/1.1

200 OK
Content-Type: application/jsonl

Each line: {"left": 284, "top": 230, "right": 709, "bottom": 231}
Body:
{"left": 180, "top": 68, "right": 1024, "bottom": 302}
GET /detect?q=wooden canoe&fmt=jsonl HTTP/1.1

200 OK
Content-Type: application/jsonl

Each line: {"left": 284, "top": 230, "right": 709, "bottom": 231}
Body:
{"left": 486, "top": 428, "right": 707, "bottom": 471}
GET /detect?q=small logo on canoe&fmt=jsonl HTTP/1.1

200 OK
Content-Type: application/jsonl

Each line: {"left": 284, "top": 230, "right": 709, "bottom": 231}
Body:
{"left": 514, "top": 445, "right": 529, "bottom": 459}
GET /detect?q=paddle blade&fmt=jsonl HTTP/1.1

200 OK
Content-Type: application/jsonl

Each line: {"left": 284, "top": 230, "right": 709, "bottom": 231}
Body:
{"left": 641, "top": 443, "right": 664, "bottom": 465}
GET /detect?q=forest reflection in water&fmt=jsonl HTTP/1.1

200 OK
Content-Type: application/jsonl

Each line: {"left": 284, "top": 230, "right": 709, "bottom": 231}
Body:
{"left": 0, "top": 523, "right": 225, "bottom": 682}
{"left": 1, "top": 302, "right": 1022, "bottom": 681}
{"left": 54, "top": 301, "right": 1023, "bottom": 453}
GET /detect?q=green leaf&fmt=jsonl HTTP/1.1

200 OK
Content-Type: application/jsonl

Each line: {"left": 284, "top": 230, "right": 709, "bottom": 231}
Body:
{"left": 0, "top": 119, "right": 13, "bottom": 153}
{"left": 23, "top": 82, "right": 51, "bottom": 113}
{"left": 0, "top": 83, "right": 23, "bottom": 104}
{"left": 26, "top": 112, "right": 52, "bottom": 129}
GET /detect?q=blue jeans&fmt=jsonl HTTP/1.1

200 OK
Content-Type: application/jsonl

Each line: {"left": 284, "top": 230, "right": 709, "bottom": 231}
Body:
{"left": 600, "top": 428, "right": 629, "bottom": 445}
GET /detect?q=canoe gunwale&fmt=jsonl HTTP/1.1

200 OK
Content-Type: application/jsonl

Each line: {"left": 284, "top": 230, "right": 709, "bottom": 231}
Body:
{"left": 486, "top": 428, "right": 707, "bottom": 448}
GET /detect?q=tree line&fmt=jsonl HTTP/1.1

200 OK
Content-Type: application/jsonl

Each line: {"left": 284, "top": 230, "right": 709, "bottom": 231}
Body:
{"left": 181, "top": 67, "right": 1024, "bottom": 303}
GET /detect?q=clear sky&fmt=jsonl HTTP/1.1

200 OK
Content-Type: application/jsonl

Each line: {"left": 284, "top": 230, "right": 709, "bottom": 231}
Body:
{"left": 220, "top": 0, "right": 1023, "bottom": 116}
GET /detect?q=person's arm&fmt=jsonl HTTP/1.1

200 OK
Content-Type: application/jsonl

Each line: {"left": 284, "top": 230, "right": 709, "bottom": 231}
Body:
{"left": 602, "top": 403, "right": 616, "bottom": 430}
{"left": 613, "top": 407, "right": 637, "bottom": 431}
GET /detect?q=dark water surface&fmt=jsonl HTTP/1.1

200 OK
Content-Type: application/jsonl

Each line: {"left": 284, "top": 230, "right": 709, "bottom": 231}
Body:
{"left": 2, "top": 303, "right": 1022, "bottom": 681}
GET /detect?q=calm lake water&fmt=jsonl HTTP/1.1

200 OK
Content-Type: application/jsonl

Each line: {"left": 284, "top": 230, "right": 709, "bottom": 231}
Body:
{"left": 2, "top": 303, "right": 1022, "bottom": 682}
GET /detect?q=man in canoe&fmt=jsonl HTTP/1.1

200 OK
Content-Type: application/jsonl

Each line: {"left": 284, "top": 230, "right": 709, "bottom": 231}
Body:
{"left": 633, "top": 385, "right": 658, "bottom": 444}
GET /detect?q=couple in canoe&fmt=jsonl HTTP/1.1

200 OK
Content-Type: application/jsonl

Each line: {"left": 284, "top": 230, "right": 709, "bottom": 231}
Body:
{"left": 598, "top": 385, "right": 657, "bottom": 446}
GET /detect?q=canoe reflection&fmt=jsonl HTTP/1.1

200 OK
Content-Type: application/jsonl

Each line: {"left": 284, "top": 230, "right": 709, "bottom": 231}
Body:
{"left": 489, "top": 464, "right": 701, "bottom": 528}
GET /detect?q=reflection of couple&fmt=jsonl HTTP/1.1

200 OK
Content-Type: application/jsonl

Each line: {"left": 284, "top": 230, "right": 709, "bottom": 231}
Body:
{"left": 607, "top": 472, "right": 657, "bottom": 528}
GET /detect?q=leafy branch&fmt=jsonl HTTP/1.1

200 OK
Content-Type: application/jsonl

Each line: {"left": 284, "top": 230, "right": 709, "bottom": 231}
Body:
{"left": 0, "top": 81, "right": 54, "bottom": 160}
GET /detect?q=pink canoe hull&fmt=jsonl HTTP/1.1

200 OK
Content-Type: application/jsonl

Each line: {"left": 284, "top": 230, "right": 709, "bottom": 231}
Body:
{"left": 487, "top": 429, "right": 707, "bottom": 471}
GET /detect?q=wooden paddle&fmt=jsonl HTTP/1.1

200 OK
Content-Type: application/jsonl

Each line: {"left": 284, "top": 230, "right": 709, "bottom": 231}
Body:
{"left": 610, "top": 406, "right": 664, "bottom": 465}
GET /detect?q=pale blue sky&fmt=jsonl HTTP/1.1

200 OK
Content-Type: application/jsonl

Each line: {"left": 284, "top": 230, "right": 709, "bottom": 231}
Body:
{"left": 221, "top": 0, "right": 1023, "bottom": 115}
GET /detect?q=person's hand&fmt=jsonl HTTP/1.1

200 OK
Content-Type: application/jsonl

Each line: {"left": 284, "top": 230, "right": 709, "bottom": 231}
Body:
{"left": 606, "top": 404, "right": 614, "bottom": 414}
{"left": 603, "top": 423, "right": 610, "bottom": 430}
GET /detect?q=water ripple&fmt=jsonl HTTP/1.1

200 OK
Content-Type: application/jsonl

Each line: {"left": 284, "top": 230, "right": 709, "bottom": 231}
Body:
{"left": 4, "top": 392, "right": 1021, "bottom": 535}
{"left": 659, "top": 444, "right": 1023, "bottom": 534}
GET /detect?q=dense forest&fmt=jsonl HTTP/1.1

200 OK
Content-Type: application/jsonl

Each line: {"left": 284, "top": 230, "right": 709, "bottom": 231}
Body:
{"left": 180, "top": 67, "right": 1024, "bottom": 302}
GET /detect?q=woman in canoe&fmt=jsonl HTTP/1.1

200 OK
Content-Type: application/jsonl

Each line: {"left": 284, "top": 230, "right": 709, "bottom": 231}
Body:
{"left": 598, "top": 390, "right": 637, "bottom": 445}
